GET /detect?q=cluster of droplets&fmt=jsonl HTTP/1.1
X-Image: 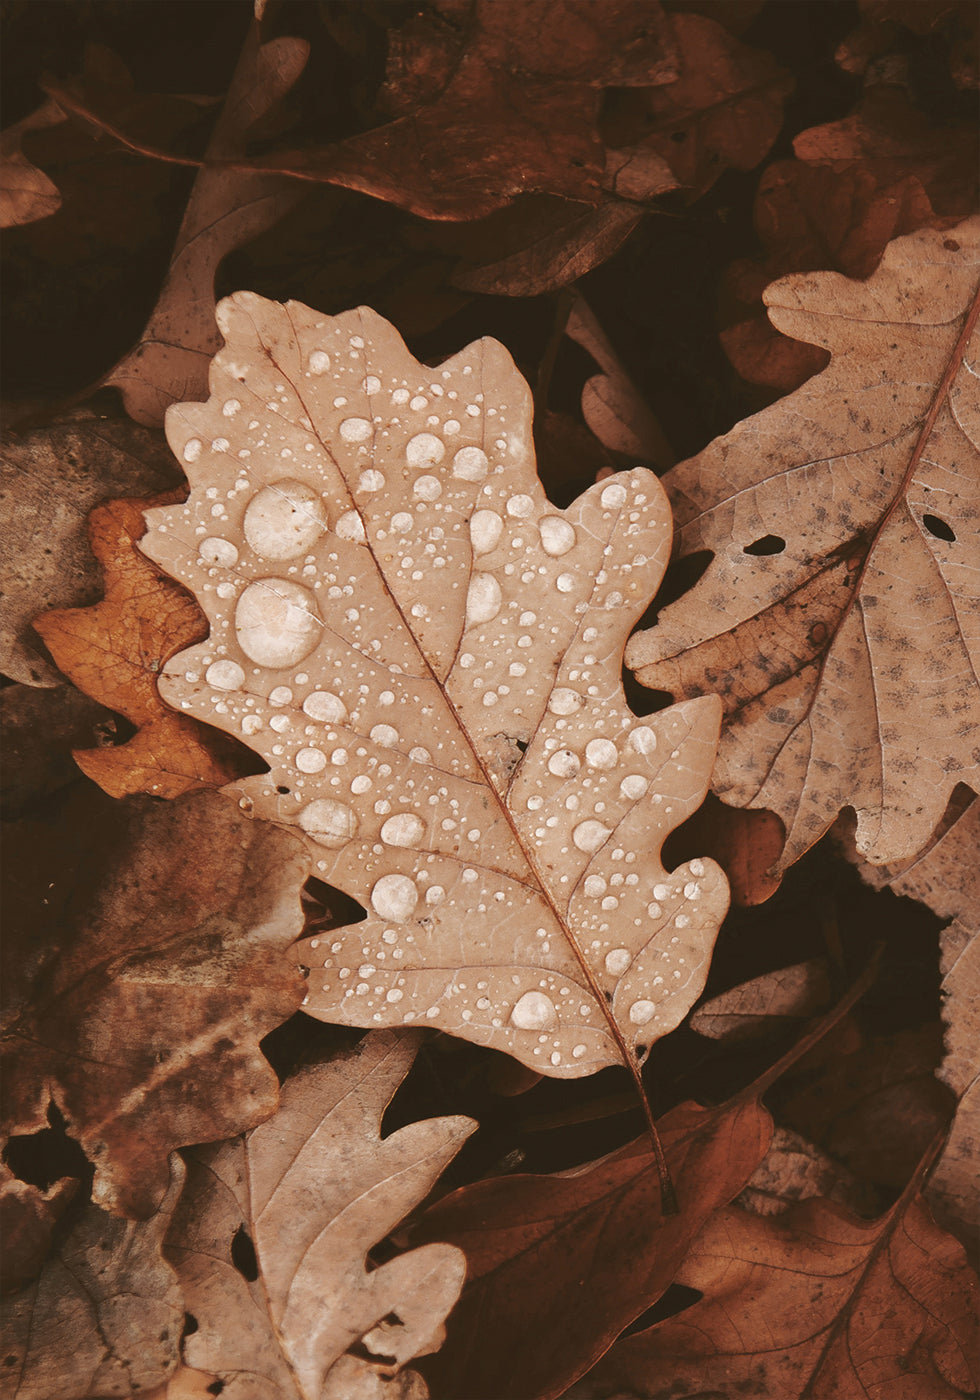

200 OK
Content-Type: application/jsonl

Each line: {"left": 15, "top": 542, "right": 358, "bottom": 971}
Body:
{"left": 142, "top": 296, "right": 724, "bottom": 1075}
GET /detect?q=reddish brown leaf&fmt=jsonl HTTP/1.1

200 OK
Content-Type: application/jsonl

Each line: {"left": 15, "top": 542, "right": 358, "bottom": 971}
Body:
{"left": 663, "top": 791, "right": 785, "bottom": 905}
{"left": 1, "top": 787, "right": 308, "bottom": 1217}
{"left": 0, "top": 1167, "right": 77, "bottom": 1296}
{"left": 34, "top": 493, "right": 252, "bottom": 800}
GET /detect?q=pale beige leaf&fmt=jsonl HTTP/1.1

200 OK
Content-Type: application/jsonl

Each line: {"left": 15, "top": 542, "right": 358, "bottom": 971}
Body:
{"left": 0, "top": 1158, "right": 184, "bottom": 1400}
{"left": 627, "top": 218, "right": 980, "bottom": 870}
{"left": 690, "top": 958, "right": 831, "bottom": 1042}
{"left": 0, "top": 100, "right": 64, "bottom": 229}
{"left": 738, "top": 1126, "right": 878, "bottom": 1218}
{"left": 142, "top": 295, "right": 728, "bottom": 1080}
{"left": 163, "top": 1031, "right": 474, "bottom": 1400}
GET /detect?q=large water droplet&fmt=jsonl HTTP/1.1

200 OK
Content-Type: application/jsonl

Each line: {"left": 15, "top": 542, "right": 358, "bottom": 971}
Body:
{"left": 600, "top": 482, "right": 628, "bottom": 509}
{"left": 453, "top": 446, "right": 488, "bottom": 481}
{"left": 200, "top": 537, "right": 239, "bottom": 568}
{"left": 205, "top": 660, "right": 244, "bottom": 691}
{"left": 308, "top": 349, "right": 330, "bottom": 374}
{"left": 340, "top": 417, "right": 372, "bottom": 443}
{"left": 380, "top": 813, "right": 425, "bottom": 848}
{"left": 629, "top": 1000, "right": 656, "bottom": 1025}
{"left": 243, "top": 480, "right": 326, "bottom": 561}
{"left": 235, "top": 579, "right": 320, "bottom": 668}
{"left": 510, "top": 990, "right": 556, "bottom": 1030}
{"left": 573, "top": 820, "right": 611, "bottom": 853}
{"left": 585, "top": 738, "right": 618, "bottom": 770}
{"left": 299, "top": 798, "right": 358, "bottom": 848}
{"left": 296, "top": 747, "right": 327, "bottom": 773}
{"left": 414, "top": 475, "right": 442, "bottom": 501}
{"left": 371, "top": 874, "right": 418, "bottom": 922}
{"left": 538, "top": 517, "right": 576, "bottom": 557}
{"left": 470, "top": 510, "right": 503, "bottom": 555}
{"left": 620, "top": 774, "right": 649, "bottom": 800}
{"left": 335, "top": 510, "right": 366, "bottom": 543}
{"left": 370, "top": 723, "right": 400, "bottom": 746}
{"left": 506, "top": 494, "right": 534, "bottom": 519}
{"left": 605, "top": 948, "right": 631, "bottom": 976}
{"left": 629, "top": 726, "right": 657, "bottom": 755}
{"left": 548, "top": 688, "right": 582, "bottom": 716}
{"left": 303, "top": 690, "right": 347, "bottom": 723}
{"left": 466, "top": 573, "right": 502, "bottom": 625}
{"left": 548, "top": 749, "right": 581, "bottom": 778}
{"left": 406, "top": 433, "right": 445, "bottom": 467}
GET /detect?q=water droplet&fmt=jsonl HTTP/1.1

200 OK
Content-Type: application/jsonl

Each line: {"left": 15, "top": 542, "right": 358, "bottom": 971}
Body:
{"left": 371, "top": 873, "right": 418, "bottom": 922}
{"left": 303, "top": 690, "right": 347, "bottom": 723}
{"left": 647, "top": 902, "right": 661, "bottom": 919}
{"left": 510, "top": 991, "right": 556, "bottom": 1030}
{"left": 585, "top": 738, "right": 618, "bottom": 770}
{"left": 308, "top": 349, "right": 330, "bottom": 373}
{"left": 406, "top": 433, "right": 444, "bottom": 467}
{"left": 573, "top": 820, "right": 611, "bottom": 853}
{"left": 370, "top": 723, "right": 399, "bottom": 746}
{"left": 386, "top": 988, "right": 403, "bottom": 1003}
{"left": 548, "top": 688, "right": 582, "bottom": 716}
{"left": 222, "top": 399, "right": 241, "bottom": 417}
{"left": 605, "top": 948, "right": 631, "bottom": 976}
{"left": 299, "top": 798, "right": 358, "bottom": 848}
{"left": 200, "top": 537, "right": 239, "bottom": 567}
{"left": 556, "top": 573, "right": 575, "bottom": 593}
{"left": 243, "top": 480, "right": 326, "bottom": 561}
{"left": 470, "top": 510, "right": 503, "bottom": 555}
{"left": 381, "top": 813, "right": 425, "bottom": 847}
{"left": 684, "top": 882, "right": 701, "bottom": 899}
{"left": 340, "top": 417, "right": 372, "bottom": 443}
{"left": 689, "top": 858, "right": 705, "bottom": 877}
{"left": 601, "top": 482, "right": 628, "bottom": 509}
{"left": 414, "top": 475, "right": 442, "bottom": 501}
{"left": 629, "top": 1000, "right": 656, "bottom": 1025}
{"left": 363, "top": 375, "right": 381, "bottom": 394}
{"left": 620, "top": 775, "right": 649, "bottom": 800}
{"left": 572, "top": 1044, "right": 587, "bottom": 1059}
{"left": 242, "top": 714, "right": 262, "bottom": 735}
{"left": 391, "top": 512, "right": 413, "bottom": 533}
{"left": 351, "top": 775, "right": 372, "bottom": 794}
{"left": 653, "top": 884, "right": 670, "bottom": 900}
{"left": 426, "top": 885, "right": 445, "bottom": 906}
{"left": 548, "top": 749, "right": 581, "bottom": 778}
{"left": 466, "top": 573, "right": 502, "bottom": 624}
{"left": 269, "top": 686, "right": 292, "bottom": 706}
{"left": 538, "top": 517, "right": 576, "bottom": 556}
{"left": 584, "top": 875, "right": 606, "bottom": 897}
{"left": 183, "top": 438, "right": 202, "bottom": 464}
{"left": 629, "top": 726, "right": 657, "bottom": 755}
{"left": 335, "top": 510, "right": 366, "bottom": 543}
{"left": 205, "top": 660, "right": 244, "bottom": 691}
{"left": 235, "top": 579, "right": 320, "bottom": 668}
{"left": 358, "top": 470, "right": 385, "bottom": 492}
{"left": 296, "top": 747, "right": 327, "bottom": 773}
{"left": 550, "top": 1050, "right": 562, "bottom": 1066}
{"left": 506, "top": 494, "right": 534, "bottom": 518}
{"left": 453, "top": 446, "right": 489, "bottom": 481}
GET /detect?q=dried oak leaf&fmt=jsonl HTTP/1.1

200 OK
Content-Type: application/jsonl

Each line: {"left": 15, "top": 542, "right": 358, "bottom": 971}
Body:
{"left": 1, "top": 789, "right": 308, "bottom": 1217}
{"left": 239, "top": 0, "right": 679, "bottom": 221}
{"left": 142, "top": 294, "right": 728, "bottom": 1083}
{"left": 627, "top": 219, "right": 980, "bottom": 871}
{"left": 0, "top": 1157, "right": 184, "bottom": 1400}
{"left": 405, "top": 1092, "right": 771, "bottom": 1400}
{"left": 0, "top": 99, "right": 65, "bottom": 228}
{"left": 572, "top": 1176, "right": 980, "bottom": 1399}
{"left": 158, "top": 1031, "right": 473, "bottom": 1400}
{"left": 35, "top": 492, "right": 253, "bottom": 799}
{"left": 0, "top": 416, "right": 181, "bottom": 687}
{"left": 690, "top": 958, "right": 832, "bottom": 1043}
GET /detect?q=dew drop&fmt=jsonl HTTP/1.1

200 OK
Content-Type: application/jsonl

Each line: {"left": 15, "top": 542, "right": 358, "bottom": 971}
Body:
{"left": 548, "top": 688, "right": 582, "bottom": 716}
{"left": 601, "top": 482, "right": 628, "bottom": 509}
{"left": 357, "top": 469, "right": 385, "bottom": 492}
{"left": 620, "top": 775, "right": 649, "bottom": 800}
{"left": 584, "top": 875, "right": 607, "bottom": 897}
{"left": 426, "top": 885, "right": 445, "bottom": 906}
{"left": 556, "top": 573, "right": 575, "bottom": 593}
{"left": 548, "top": 749, "right": 581, "bottom": 778}
{"left": 340, "top": 417, "right": 372, "bottom": 443}
{"left": 370, "top": 723, "right": 399, "bottom": 746}
{"left": 585, "top": 738, "right": 618, "bottom": 770}
{"left": 572, "top": 1044, "right": 587, "bottom": 1059}
{"left": 538, "top": 516, "right": 576, "bottom": 556}
{"left": 414, "top": 475, "right": 442, "bottom": 501}
{"left": 335, "top": 510, "right": 366, "bottom": 543}
{"left": 470, "top": 510, "right": 503, "bottom": 555}
{"left": 205, "top": 660, "right": 244, "bottom": 691}
{"left": 381, "top": 813, "right": 425, "bottom": 847}
{"left": 299, "top": 798, "right": 358, "bottom": 848}
{"left": 183, "top": 438, "right": 202, "bottom": 464}
{"left": 351, "top": 775, "right": 372, "bottom": 795}
{"left": 506, "top": 494, "right": 534, "bottom": 518}
{"left": 308, "top": 349, "right": 331, "bottom": 373}
{"left": 243, "top": 480, "right": 326, "bottom": 561}
{"left": 200, "top": 537, "right": 239, "bottom": 568}
{"left": 363, "top": 375, "right": 381, "bottom": 394}
{"left": 573, "top": 820, "right": 611, "bottom": 853}
{"left": 235, "top": 579, "right": 320, "bottom": 668}
{"left": 605, "top": 948, "right": 631, "bottom": 976}
{"left": 453, "top": 446, "right": 489, "bottom": 481}
{"left": 391, "top": 512, "right": 413, "bottom": 533}
{"left": 629, "top": 726, "right": 657, "bottom": 755}
{"left": 466, "top": 573, "right": 502, "bottom": 625}
{"left": 370, "top": 874, "right": 418, "bottom": 922}
{"left": 303, "top": 690, "right": 347, "bottom": 723}
{"left": 629, "top": 1000, "right": 656, "bottom": 1025}
{"left": 296, "top": 747, "right": 327, "bottom": 773}
{"left": 510, "top": 991, "right": 556, "bottom": 1030}
{"left": 406, "top": 433, "right": 444, "bottom": 467}
{"left": 269, "top": 686, "right": 292, "bottom": 706}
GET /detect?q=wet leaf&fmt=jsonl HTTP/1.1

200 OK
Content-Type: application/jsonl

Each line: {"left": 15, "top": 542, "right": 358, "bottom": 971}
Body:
{"left": 143, "top": 294, "right": 728, "bottom": 1084}
{"left": 628, "top": 219, "right": 980, "bottom": 870}
{"left": 159, "top": 1032, "right": 474, "bottom": 1400}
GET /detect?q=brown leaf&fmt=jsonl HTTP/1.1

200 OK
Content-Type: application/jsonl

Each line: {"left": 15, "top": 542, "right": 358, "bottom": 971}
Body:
{"left": 737, "top": 1125, "right": 878, "bottom": 1218}
{"left": 0, "top": 1157, "right": 184, "bottom": 1400}
{"left": 35, "top": 493, "right": 252, "bottom": 799}
{"left": 142, "top": 295, "right": 729, "bottom": 1097}
{"left": 0, "top": 417, "right": 181, "bottom": 687}
{"left": 0, "top": 683, "right": 116, "bottom": 818}
{"left": 406, "top": 1093, "right": 771, "bottom": 1400}
{"left": 161, "top": 1032, "right": 474, "bottom": 1399}
{"left": 690, "top": 958, "right": 831, "bottom": 1042}
{"left": 1, "top": 788, "right": 308, "bottom": 1217}
{"left": 662, "top": 790, "right": 785, "bottom": 905}
{"left": 627, "top": 219, "right": 980, "bottom": 870}
{"left": 0, "top": 1166, "right": 77, "bottom": 1296}
{"left": 0, "top": 100, "right": 65, "bottom": 229}
{"left": 599, "top": 11, "right": 793, "bottom": 200}
{"left": 574, "top": 1176, "right": 980, "bottom": 1399}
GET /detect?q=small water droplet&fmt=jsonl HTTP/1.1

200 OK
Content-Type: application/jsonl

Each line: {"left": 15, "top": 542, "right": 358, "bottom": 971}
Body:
{"left": 299, "top": 798, "right": 358, "bottom": 848}
{"left": 296, "top": 747, "right": 327, "bottom": 773}
{"left": 584, "top": 875, "right": 606, "bottom": 897}
{"left": 357, "top": 469, "right": 385, "bottom": 492}
{"left": 572, "top": 1044, "right": 587, "bottom": 1058}
{"left": 620, "top": 775, "right": 649, "bottom": 799}
{"left": 335, "top": 510, "right": 366, "bottom": 543}
{"left": 510, "top": 991, "right": 557, "bottom": 1030}
{"left": 548, "top": 688, "right": 582, "bottom": 716}
{"left": 200, "top": 537, "right": 239, "bottom": 567}
{"left": 370, "top": 723, "right": 399, "bottom": 746}
{"left": 556, "top": 573, "right": 575, "bottom": 593}
{"left": 269, "top": 686, "right": 292, "bottom": 706}
{"left": 601, "top": 482, "right": 628, "bottom": 509}
{"left": 629, "top": 1000, "right": 656, "bottom": 1025}
{"left": 303, "top": 691, "right": 347, "bottom": 723}
{"left": 414, "top": 475, "right": 442, "bottom": 501}
{"left": 629, "top": 726, "right": 657, "bottom": 755}
{"left": 506, "top": 494, "right": 534, "bottom": 518}
{"left": 308, "top": 350, "right": 331, "bottom": 373}
{"left": 371, "top": 874, "right": 418, "bottom": 922}
{"left": 205, "top": 660, "right": 244, "bottom": 691}
{"left": 470, "top": 510, "right": 504, "bottom": 555}
{"left": 183, "top": 438, "right": 202, "bottom": 464}
{"left": 381, "top": 813, "right": 425, "bottom": 847}
{"left": 363, "top": 374, "right": 381, "bottom": 394}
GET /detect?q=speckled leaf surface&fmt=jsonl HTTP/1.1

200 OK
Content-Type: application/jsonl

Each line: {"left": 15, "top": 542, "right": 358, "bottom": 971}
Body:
{"left": 141, "top": 293, "right": 727, "bottom": 1079}
{"left": 627, "top": 219, "right": 980, "bottom": 870}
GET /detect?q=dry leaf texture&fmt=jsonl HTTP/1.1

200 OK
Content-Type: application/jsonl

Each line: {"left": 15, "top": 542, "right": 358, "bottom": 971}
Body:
{"left": 164, "top": 1031, "right": 474, "bottom": 1399}
{"left": 142, "top": 294, "right": 727, "bottom": 1079}
{"left": 576, "top": 1190, "right": 980, "bottom": 1399}
{"left": 627, "top": 218, "right": 980, "bottom": 869}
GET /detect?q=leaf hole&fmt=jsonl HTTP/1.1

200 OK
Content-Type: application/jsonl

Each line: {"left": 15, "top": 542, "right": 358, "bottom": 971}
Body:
{"left": 922, "top": 513, "right": 955, "bottom": 542}
{"left": 181, "top": 1313, "right": 199, "bottom": 1339}
{"left": 2, "top": 1101, "right": 92, "bottom": 1193}
{"left": 276, "top": 785, "right": 290, "bottom": 795}
{"left": 743, "top": 534, "right": 785, "bottom": 556}
{"left": 230, "top": 1224, "right": 258, "bottom": 1282}
{"left": 206, "top": 1384, "right": 225, "bottom": 1397}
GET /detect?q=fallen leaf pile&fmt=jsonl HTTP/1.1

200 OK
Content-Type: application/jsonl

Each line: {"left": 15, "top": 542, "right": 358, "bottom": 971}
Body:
{"left": 2, "top": 4, "right": 978, "bottom": 1397}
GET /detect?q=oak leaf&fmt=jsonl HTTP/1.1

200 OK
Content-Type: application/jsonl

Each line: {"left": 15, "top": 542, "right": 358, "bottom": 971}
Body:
{"left": 158, "top": 1031, "right": 473, "bottom": 1400}
{"left": 142, "top": 294, "right": 728, "bottom": 1085}
{"left": 627, "top": 218, "right": 980, "bottom": 870}
{"left": 690, "top": 958, "right": 831, "bottom": 1042}
{"left": 0, "top": 99, "right": 65, "bottom": 229}
{"left": 1, "top": 788, "right": 307, "bottom": 1217}
{"left": 35, "top": 492, "right": 254, "bottom": 799}
{"left": 571, "top": 1179, "right": 980, "bottom": 1399}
